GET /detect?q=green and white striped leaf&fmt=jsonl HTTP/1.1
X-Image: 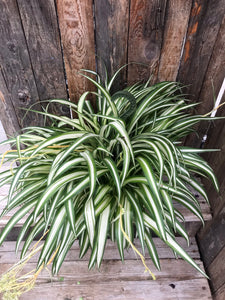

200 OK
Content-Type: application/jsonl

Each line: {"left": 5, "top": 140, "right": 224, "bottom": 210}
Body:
{"left": 143, "top": 213, "right": 208, "bottom": 278}
{"left": 0, "top": 200, "right": 37, "bottom": 245}
{"left": 104, "top": 157, "right": 121, "bottom": 201}
{"left": 84, "top": 197, "right": 96, "bottom": 247}
{"left": 81, "top": 151, "right": 97, "bottom": 199}
{"left": 37, "top": 206, "right": 67, "bottom": 269}
{"left": 97, "top": 204, "right": 111, "bottom": 267}
{"left": 141, "top": 184, "right": 166, "bottom": 241}
{"left": 145, "top": 229, "right": 161, "bottom": 270}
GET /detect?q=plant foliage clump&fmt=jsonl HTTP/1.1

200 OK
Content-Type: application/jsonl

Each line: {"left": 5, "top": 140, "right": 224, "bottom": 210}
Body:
{"left": 0, "top": 69, "right": 219, "bottom": 277}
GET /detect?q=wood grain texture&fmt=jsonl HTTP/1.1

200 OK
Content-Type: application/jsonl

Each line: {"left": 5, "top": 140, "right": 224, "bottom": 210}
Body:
{"left": 0, "top": 72, "right": 20, "bottom": 137}
{"left": 197, "top": 206, "right": 225, "bottom": 268}
{"left": 56, "top": 0, "right": 96, "bottom": 104}
{"left": 0, "top": 0, "right": 43, "bottom": 128}
{"left": 0, "top": 194, "right": 211, "bottom": 236}
{"left": 0, "top": 237, "right": 200, "bottom": 264}
{"left": 184, "top": 14, "right": 225, "bottom": 147}
{"left": 177, "top": 0, "right": 225, "bottom": 101}
{"left": 0, "top": 241, "right": 212, "bottom": 300}
{"left": 177, "top": 0, "right": 205, "bottom": 86}
{"left": 17, "top": 0, "right": 69, "bottom": 116}
{"left": 207, "top": 247, "right": 225, "bottom": 294}
{"left": 4, "top": 278, "right": 212, "bottom": 300}
{"left": 213, "top": 283, "right": 225, "bottom": 300}
{"left": 158, "top": 0, "right": 192, "bottom": 81}
{"left": 94, "top": 0, "right": 129, "bottom": 92}
{"left": 202, "top": 107, "right": 225, "bottom": 217}
{"left": 127, "top": 0, "right": 167, "bottom": 85}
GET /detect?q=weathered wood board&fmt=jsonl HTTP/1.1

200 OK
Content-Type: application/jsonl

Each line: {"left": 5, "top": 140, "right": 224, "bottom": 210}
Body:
{"left": 0, "top": 0, "right": 43, "bottom": 129}
{"left": 213, "top": 283, "right": 225, "bottom": 300}
{"left": 0, "top": 195, "right": 211, "bottom": 237}
{"left": 94, "top": 0, "right": 129, "bottom": 92}
{"left": 183, "top": 12, "right": 225, "bottom": 147}
{"left": 17, "top": 0, "right": 69, "bottom": 116}
{"left": 0, "top": 73, "right": 21, "bottom": 138}
{"left": 177, "top": 0, "right": 225, "bottom": 100}
{"left": 127, "top": 0, "right": 167, "bottom": 85}
{"left": 158, "top": 0, "right": 192, "bottom": 81}
{"left": 0, "top": 237, "right": 200, "bottom": 264}
{"left": 198, "top": 206, "right": 225, "bottom": 269}
{"left": 0, "top": 239, "right": 212, "bottom": 300}
{"left": 206, "top": 247, "right": 225, "bottom": 295}
{"left": 56, "top": 0, "right": 96, "bottom": 104}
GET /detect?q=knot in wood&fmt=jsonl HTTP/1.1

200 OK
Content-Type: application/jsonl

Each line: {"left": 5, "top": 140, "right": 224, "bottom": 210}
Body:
{"left": 18, "top": 89, "right": 30, "bottom": 103}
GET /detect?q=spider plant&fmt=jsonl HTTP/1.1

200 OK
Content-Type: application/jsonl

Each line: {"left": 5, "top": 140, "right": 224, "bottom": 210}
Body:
{"left": 0, "top": 69, "right": 220, "bottom": 278}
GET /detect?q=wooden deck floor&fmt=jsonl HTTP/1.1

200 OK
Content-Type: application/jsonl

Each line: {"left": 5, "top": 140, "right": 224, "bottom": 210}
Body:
{"left": 0, "top": 238, "right": 212, "bottom": 300}
{"left": 0, "top": 190, "right": 213, "bottom": 300}
{"left": 0, "top": 124, "right": 213, "bottom": 300}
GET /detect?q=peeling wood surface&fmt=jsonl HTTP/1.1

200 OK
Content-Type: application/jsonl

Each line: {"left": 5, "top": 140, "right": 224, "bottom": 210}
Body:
{"left": 127, "top": 0, "right": 167, "bottom": 85}
{"left": 158, "top": 0, "right": 192, "bottom": 81}
{"left": 177, "top": 0, "right": 225, "bottom": 101}
{"left": 94, "top": 0, "right": 129, "bottom": 92}
{"left": 16, "top": 0, "right": 69, "bottom": 116}
{"left": 177, "top": 0, "right": 205, "bottom": 86}
{"left": 0, "top": 72, "right": 21, "bottom": 137}
{"left": 0, "top": 0, "right": 43, "bottom": 129}
{"left": 56, "top": 0, "right": 96, "bottom": 104}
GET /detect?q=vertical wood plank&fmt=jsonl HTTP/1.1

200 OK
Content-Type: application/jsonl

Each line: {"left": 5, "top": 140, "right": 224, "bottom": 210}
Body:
{"left": 206, "top": 247, "right": 225, "bottom": 295}
{"left": 128, "top": 0, "right": 167, "bottom": 85}
{"left": 158, "top": 0, "right": 192, "bottom": 81}
{"left": 16, "top": 0, "right": 69, "bottom": 116}
{"left": 0, "top": 0, "right": 43, "bottom": 128}
{"left": 56, "top": 0, "right": 96, "bottom": 103}
{"left": 202, "top": 109, "right": 225, "bottom": 216}
{"left": 185, "top": 15, "right": 225, "bottom": 147}
{"left": 177, "top": 0, "right": 204, "bottom": 86}
{"left": 0, "top": 73, "right": 20, "bottom": 137}
{"left": 213, "top": 283, "right": 225, "bottom": 300}
{"left": 177, "top": 0, "right": 225, "bottom": 100}
{"left": 197, "top": 207, "right": 225, "bottom": 269}
{"left": 94, "top": 0, "right": 129, "bottom": 92}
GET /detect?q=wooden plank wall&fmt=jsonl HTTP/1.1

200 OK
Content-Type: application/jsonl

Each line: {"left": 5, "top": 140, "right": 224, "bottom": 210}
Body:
{"left": 0, "top": 1, "right": 225, "bottom": 297}
{"left": 1, "top": 0, "right": 224, "bottom": 137}
{"left": 197, "top": 104, "right": 225, "bottom": 300}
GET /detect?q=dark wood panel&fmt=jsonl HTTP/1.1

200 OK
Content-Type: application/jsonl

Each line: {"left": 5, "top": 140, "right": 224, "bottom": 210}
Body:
{"left": 213, "top": 283, "right": 225, "bottom": 300}
{"left": 94, "top": 0, "right": 129, "bottom": 92}
{"left": 0, "top": 0, "right": 43, "bottom": 128}
{"left": 197, "top": 208, "right": 225, "bottom": 268}
{"left": 202, "top": 106, "right": 225, "bottom": 216}
{"left": 185, "top": 14, "right": 225, "bottom": 147}
{"left": 207, "top": 247, "right": 225, "bottom": 294}
{"left": 17, "top": 0, "right": 69, "bottom": 116}
{"left": 158, "top": 0, "right": 192, "bottom": 81}
{"left": 177, "top": 0, "right": 205, "bottom": 86}
{"left": 177, "top": 0, "right": 225, "bottom": 101}
{"left": 0, "top": 72, "right": 20, "bottom": 137}
{"left": 56, "top": 0, "right": 96, "bottom": 104}
{"left": 127, "top": 0, "right": 167, "bottom": 85}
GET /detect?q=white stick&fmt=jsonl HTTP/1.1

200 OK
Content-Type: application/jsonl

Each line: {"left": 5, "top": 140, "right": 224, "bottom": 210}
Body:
{"left": 211, "top": 77, "right": 225, "bottom": 117}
